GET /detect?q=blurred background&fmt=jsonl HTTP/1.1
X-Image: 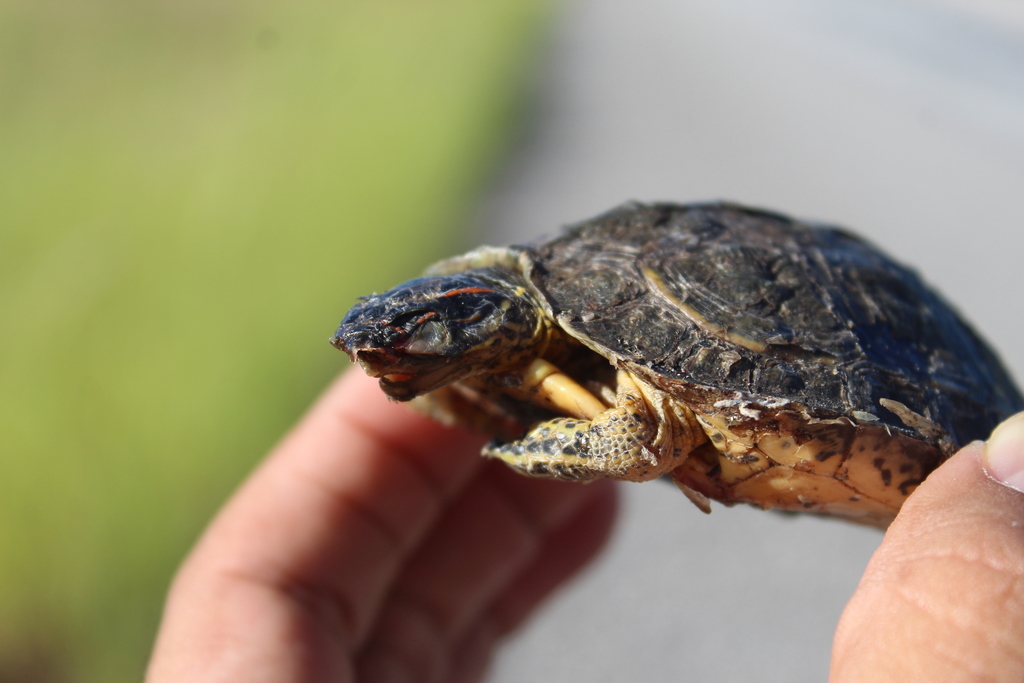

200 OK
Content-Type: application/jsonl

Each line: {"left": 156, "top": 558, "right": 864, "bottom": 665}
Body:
{"left": 3, "top": 0, "right": 1024, "bottom": 681}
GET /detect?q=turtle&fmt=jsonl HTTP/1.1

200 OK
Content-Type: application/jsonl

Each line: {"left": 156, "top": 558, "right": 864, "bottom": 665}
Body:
{"left": 331, "top": 202, "right": 1024, "bottom": 527}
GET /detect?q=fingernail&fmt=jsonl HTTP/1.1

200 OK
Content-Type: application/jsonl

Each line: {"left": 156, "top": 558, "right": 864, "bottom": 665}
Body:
{"left": 983, "top": 412, "right": 1024, "bottom": 493}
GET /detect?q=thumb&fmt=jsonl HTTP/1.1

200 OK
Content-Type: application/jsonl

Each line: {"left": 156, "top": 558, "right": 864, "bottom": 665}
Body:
{"left": 830, "top": 413, "right": 1024, "bottom": 683}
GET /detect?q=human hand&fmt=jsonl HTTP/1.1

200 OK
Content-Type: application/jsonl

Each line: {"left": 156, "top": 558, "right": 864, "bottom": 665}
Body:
{"left": 831, "top": 413, "right": 1024, "bottom": 681}
{"left": 145, "top": 370, "right": 617, "bottom": 683}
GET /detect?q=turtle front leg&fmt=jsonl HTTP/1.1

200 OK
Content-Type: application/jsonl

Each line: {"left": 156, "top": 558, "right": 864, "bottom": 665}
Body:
{"left": 483, "top": 370, "right": 694, "bottom": 482}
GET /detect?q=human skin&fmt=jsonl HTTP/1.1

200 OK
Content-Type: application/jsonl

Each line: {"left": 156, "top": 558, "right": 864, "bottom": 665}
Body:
{"left": 146, "top": 371, "right": 1024, "bottom": 682}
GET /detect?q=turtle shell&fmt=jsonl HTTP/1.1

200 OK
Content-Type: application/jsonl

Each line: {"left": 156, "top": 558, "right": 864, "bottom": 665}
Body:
{"left": 521, "top": 202, "right": 1023, "bottom": 452}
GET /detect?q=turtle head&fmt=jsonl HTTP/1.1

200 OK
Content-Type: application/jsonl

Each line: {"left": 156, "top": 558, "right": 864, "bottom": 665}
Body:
{"left": 332, "top": 270, "right": 543, "bottom": 400}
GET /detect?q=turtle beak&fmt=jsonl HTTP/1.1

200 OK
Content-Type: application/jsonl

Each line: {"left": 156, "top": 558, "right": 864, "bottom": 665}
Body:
{"left": 330, "top": 294, "right": 405, "bottom": 364}
{"left": 330, "top": 322, "right": 463, "bottom": 401}
{"left": 330, "top": 326, "right": 396, "bottom": 370}
{"left": 330, "top": 325, "right": 408, "bottom": 379}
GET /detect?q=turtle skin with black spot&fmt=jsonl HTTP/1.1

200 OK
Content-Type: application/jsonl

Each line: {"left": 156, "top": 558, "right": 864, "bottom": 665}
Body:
{"left": 333, "top": 202, "right": 1024, "bottom": 527}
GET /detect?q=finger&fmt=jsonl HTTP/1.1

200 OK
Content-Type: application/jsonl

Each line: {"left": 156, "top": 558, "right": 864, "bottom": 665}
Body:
{"left": 202, "top": 371, "right": 488, "bottom": 636}
{"left": 486, "top": 474, "right": 619, "bottom": 634}
{"left": 148, "top": 371, "right": 487, "bottom": 681}
{"left": 355, "top": 464, "right": 617, "bottom": 682}
{"left": 447, "top": 486, "right": 618, "bottom": 683}
{"left": 831, "top": 416, "right": 1024, "bottom": 682}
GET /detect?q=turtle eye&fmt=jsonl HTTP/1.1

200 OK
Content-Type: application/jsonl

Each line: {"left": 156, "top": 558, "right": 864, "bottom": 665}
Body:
{"left": 404, "top": 318, "right": 450, "bottom": 354}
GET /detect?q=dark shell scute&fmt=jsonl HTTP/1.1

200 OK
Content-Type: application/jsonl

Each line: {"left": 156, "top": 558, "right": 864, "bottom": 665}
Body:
{"left": 542, "top": 263, "right": 642, "bottom": 310}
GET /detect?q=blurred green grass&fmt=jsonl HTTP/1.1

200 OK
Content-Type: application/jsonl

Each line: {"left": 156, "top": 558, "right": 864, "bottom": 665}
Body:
{"left": 0, "top": 1, "right": 549, "bottom": 680}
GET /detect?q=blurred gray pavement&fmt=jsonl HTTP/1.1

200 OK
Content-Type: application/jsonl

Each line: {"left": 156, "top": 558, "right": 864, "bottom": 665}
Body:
{"left": 478, "top": 0, "right": 1024, "bottom": 680}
